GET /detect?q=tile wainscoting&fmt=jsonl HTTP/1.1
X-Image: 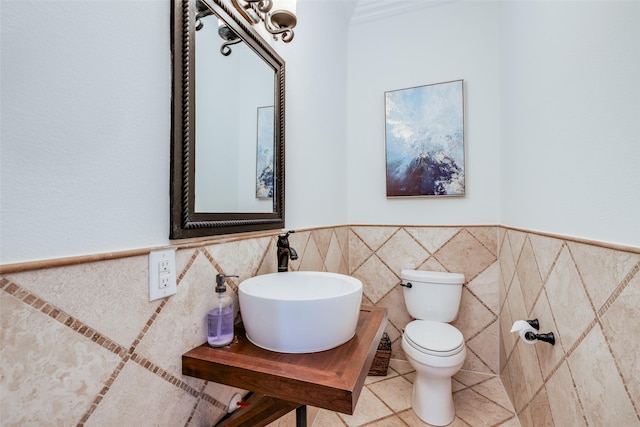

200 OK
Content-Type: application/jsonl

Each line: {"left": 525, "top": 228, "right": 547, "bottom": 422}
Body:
{"left": 1, "top": 225, "right": 638, "bottom": 426}
{"left": 348, "top": 226, "right": 499, "bottom": 376}
{"left": 0, "top": 228, "right": 351, "bottom": 426}
{"left": 498, "top": 228, "right": 639, "bottom": 426}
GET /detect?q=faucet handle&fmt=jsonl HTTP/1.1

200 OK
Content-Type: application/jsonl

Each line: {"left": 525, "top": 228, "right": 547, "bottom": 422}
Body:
{"left": 278, "top": 230, "right": 295, "bottom": 245}
{"left": 279, "top": 229, "right": 295, "bottom": 238}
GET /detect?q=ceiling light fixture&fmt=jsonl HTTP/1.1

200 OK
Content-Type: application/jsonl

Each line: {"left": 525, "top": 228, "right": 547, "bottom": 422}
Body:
{"left": 230, "top": 0, "right": 297, "bottom": 43}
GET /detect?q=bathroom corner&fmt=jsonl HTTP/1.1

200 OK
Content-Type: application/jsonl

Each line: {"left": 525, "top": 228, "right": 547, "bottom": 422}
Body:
{"left": 498, "top": 228, "right": 640, "bottom": 426}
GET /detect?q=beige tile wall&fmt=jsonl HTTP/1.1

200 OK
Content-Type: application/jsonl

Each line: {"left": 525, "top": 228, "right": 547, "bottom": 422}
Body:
{"left": 498, "top": 228, "right": 640, "bottom": 426}
{"left": 1, "top": 225, "right": 637, "bottom": 426}
{"left": 0, "top": 227, "right": 349, "bottom": 426}
{"left": 348, "top": 226, "right": 499, "bottom": 375}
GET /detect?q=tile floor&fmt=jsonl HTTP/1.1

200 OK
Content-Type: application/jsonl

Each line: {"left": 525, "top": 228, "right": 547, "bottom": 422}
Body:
{"left": 268, "top": 359, "right": 521, "bottom": 427}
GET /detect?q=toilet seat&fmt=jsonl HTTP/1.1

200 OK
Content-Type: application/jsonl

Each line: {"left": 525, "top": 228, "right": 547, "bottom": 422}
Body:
{"left": 404, "top": 320, "right": 465, "bottom": 357}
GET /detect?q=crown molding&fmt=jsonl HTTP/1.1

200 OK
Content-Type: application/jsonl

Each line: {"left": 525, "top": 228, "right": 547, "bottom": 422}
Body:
{"left": 350, "top": 0, "right": 454, "bottom": 25}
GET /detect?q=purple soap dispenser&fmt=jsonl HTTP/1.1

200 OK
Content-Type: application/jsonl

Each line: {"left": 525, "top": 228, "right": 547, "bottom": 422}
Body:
{"left": 207, "top": 274, "right": 237, "bottom": 347}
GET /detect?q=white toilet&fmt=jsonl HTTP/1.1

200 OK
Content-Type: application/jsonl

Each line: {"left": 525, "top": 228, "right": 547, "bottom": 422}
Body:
{"left": 400, "top": 269, "right": 466, "bottom": 426}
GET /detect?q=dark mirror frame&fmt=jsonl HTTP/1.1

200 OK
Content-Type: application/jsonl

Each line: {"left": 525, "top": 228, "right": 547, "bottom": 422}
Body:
{"left": 170, "top": 0, "right": 285, "bottom": 239}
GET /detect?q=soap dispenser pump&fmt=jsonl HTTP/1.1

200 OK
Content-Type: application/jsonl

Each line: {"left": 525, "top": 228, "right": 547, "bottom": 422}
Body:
{"left": 207, "top": 274, "right": 238, "bottom": 347}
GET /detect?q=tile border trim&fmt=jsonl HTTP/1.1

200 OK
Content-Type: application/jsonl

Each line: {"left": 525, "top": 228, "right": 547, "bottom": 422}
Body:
{"left": 0, "top": 278, "right": 226, "bottom": 426}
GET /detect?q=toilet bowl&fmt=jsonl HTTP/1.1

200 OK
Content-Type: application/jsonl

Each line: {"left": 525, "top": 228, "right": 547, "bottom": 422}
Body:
{"left": 402, "top": 320, "right": 466, "bottom": 426}
{"left": 400, "top": 270, "right": 466, "bottom": 426}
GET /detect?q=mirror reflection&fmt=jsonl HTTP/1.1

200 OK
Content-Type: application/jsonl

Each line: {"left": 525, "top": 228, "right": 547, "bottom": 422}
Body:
{"left": 170, "top": 0, "right": 285, "bottom": 239}
{"left": 195, "top": 9, "right": 275, "bottom": 213}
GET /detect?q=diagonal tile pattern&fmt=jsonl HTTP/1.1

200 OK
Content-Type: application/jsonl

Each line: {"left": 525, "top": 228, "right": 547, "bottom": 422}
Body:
{"left": 349, "top": 226, "right": 499, "bottom": 374}
{"left": 1, "top": 225, "right": 638, "bottom": 426}
{"left": 267, "top": 360, "right": 519, "bottom": 427}
{"left": 498, "top": 228, "right": 640, "bottom": 427}
{"left": 0, "top": 227, "right": 352, "bottom": 426}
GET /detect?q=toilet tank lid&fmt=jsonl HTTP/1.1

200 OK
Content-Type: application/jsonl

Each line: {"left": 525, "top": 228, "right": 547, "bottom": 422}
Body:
{"left": 401, "top": 269, "right": 465, "bottom": 284}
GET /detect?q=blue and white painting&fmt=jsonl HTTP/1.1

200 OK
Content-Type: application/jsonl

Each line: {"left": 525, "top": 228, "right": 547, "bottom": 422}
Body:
{"left": 256, "top": 106, "right": 274, "bottom": 199}
{"left": 385, "top": 80, "right": 465, "bottom": 197}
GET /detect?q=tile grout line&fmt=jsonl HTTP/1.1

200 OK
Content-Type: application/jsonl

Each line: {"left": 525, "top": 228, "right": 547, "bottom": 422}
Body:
{"left": 367, "top": 227, "right": 500, "bottom": 381}
{"left": 517, "top": 295, "right": 597, "bottom": 422}
{"left": 464, "top": 319, "right": 499, "bottom": 375}
{"left": 459, "top": 227, "right": 500, "bottom": 283}
{"left": 184, "top": 381, "right": 211, "bottom": 427}
{"left": 76, "top": 299, "right": 173, "bottom": 426}
{"left": 560, "top": 339, "right": 592, "bottom": 427}
{"left": 543, "top": 244, "right": 640, "bottom": 422}
{"left": 465, "top": 226, "right": 499, "bottom": 257}
{"left": 12, "top": 225, "right": 631, "bottom": 426}
{"left": 505, "top": 238, "right": 549, "bottom": 418}
{"left": 293, "top": 230, "right": 313, "bottom": 271}
{"left": 357, "top": 229, "right": 499, "bottom": 370}
{"left": 462, "top": 258, "right": 501, "bottom": 321}
{"left": 506, "top": 230, "right": 528, "bottom": 273}
{"left": 463, "top": 385, "right": 516, "bottom": 426}
{"left": 0, "top": 279, "right": 128, "bottom": 359}
{"left": 596, "top": 261, "right": 639, "bottom": 318}
{"left": 361, "top": 379, "right": 411, "bottom": 427}
{"left": 76, "top": 249, "right": 229, "bottom": 425}
{"left": 523, "top": 235, "right": 552, "bottom": 317}
{"left": 253, "top": 235, "right": 274, "bottom": 276}
{"left": 453, "top": 373, "right": 520, "bottom": 426}
{"left": 498, "top": 234, "right": 518, "bottom": 317}
{"left": 337, "top": 228, "right": 349, "bottom": 274}
{"left": 515, "top": 237, "right": 593, "bottom": 423}
{"left": 503, "top": 238, "right": 565, "bottom": 371}
{"left": 0, "top": 271, "right": 223, "bottom": 426}
{"left": 429, "top": 228, "right": 467, "bottom": 274}
{"left": 177, "top": 249, "right": 198, "bottom": 284}
{"left": 311, "top": 229, "right": 332, "bottom": 270}
{"left": 403, "top": 225, "right": 437, "bottom": 260}
{"left": 348, "top": 229, "right": 393, "bottom": 277}
{"left": 0, "top": 278, "right": 130, "bottom": 426}
{"left": 565, "top": 243, "right": 600, "bottom": 322}
{"left": 595, "top": 261, "right": 640, "bottom": 421}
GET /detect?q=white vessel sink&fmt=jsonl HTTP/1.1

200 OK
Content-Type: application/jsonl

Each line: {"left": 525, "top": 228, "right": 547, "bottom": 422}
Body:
{"left": 239, "top": 272, "right": 363, "bottom": 353}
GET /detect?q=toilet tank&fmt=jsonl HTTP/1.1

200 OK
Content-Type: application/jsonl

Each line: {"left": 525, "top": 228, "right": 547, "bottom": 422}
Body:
{"left": 401, "top": 270, "right": 465, "bottom": 322}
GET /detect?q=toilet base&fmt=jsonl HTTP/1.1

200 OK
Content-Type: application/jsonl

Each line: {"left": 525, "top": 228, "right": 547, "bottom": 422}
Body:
{"left": 401, "top": 321, "right": 466, "bottom": 426}
{"left": 412, "top": 375, "right": 455, "bottom": 426}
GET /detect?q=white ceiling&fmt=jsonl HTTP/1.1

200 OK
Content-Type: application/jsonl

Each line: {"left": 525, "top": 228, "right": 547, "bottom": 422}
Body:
{"left": 349, "top": 0, "right": 454, "bottom": 25}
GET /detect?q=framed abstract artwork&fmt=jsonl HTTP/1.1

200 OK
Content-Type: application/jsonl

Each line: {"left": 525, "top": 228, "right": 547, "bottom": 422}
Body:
{"left": 385, "top": 79, "right": 465, "bottom": 197}
{"left": 256, "top": 105, "right": 274, "bottom": 199}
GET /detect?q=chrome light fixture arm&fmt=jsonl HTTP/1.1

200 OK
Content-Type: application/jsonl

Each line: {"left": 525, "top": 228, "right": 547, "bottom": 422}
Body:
{"left": 231, "top": 0, "right": 272, "bottom": 24}
{"left": 264, "top": 11, "right": 295, "bottom": 43}
{"left": 220, "top": 38, "right": 242, "bottom": 56}
{"left": 231, "top": 0, "right": 296, "bottom": 43}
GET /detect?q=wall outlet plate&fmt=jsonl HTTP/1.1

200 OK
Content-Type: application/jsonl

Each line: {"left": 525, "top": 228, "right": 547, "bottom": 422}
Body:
{"left": 149, "top": 249, "right": 177, "bottom": 301}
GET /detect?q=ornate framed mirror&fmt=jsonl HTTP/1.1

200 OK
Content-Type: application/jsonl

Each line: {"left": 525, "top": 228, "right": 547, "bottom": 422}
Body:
{"left": 170, "top": 0, "right": 285, "bottom": 239}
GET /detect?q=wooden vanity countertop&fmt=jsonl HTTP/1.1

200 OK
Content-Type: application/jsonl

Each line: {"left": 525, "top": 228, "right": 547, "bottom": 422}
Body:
{"left": 182, "top": 306, "right": 387, "bottom": 415}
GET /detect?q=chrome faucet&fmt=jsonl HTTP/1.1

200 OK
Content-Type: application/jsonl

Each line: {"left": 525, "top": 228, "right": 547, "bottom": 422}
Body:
{"left": 277, "top": 230, "right": 298, "bottom": 272}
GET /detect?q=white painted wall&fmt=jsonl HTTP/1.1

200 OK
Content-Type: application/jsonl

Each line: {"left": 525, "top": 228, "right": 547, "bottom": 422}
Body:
{"left": 346, "top": 1, "right": 502, "bottom": 226}
{"left": 0, "top": 0, "right": 351, "bottom": 264}
{"left": 1, "top": 1, "right": 171, "bottom": 263}
{"left": 274, "top": 0, "right": 352, "bottom": 231}
{"left": 2, "top": 1, "right": 638, "bottom": 264}
{"left": 499, "top": 1, "right": 640, "bottom": 247}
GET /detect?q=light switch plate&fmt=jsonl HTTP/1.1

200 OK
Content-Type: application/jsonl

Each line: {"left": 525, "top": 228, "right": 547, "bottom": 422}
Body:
{"left": 149, "top": 249, "right": 177, "bottom": 301}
